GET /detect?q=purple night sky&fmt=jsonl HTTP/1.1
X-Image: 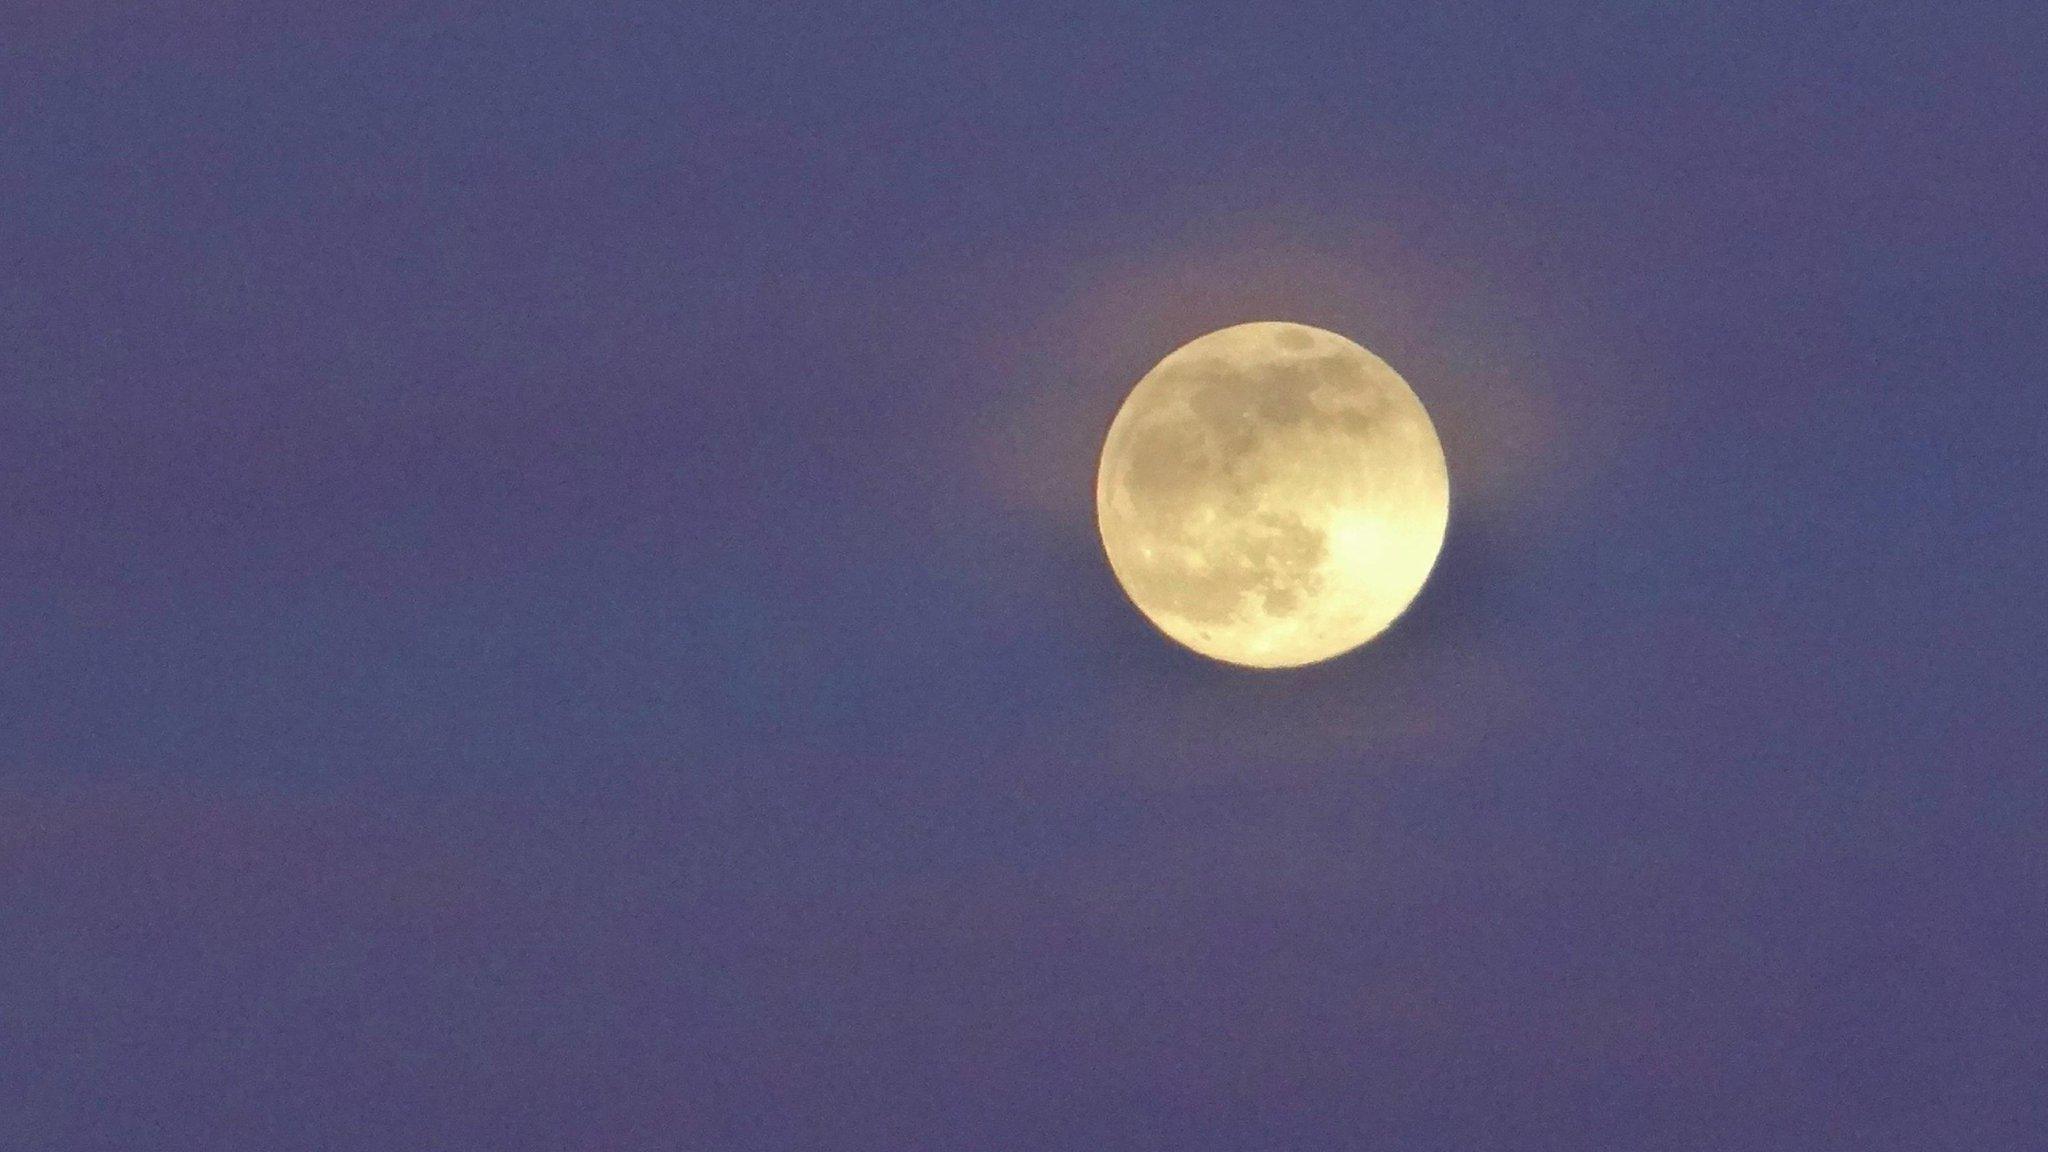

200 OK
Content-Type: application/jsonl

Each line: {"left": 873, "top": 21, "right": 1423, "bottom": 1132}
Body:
{"left": 5, "top": 3, "right": 2044, "bottom": 1148}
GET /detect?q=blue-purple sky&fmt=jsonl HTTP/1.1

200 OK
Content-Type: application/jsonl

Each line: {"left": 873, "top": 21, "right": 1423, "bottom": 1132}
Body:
{"left": 6, "top": 3, "right": 2045, "bottom": 1148}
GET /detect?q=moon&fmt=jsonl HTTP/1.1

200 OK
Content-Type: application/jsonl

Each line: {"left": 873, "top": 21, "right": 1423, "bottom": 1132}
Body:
{"left": 1095, "top": 321, "right": 1449, "bottom": 668}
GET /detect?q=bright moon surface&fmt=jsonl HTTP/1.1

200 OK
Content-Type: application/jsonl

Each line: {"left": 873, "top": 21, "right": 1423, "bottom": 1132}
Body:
{"left": 1096, "top": 321, "right": 1450, "bottom": 668}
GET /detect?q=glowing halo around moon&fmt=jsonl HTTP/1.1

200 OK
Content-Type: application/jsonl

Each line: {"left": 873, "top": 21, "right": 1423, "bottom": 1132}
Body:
{"left": 1095, "top": 321, "right": 1450, "bottom": 669}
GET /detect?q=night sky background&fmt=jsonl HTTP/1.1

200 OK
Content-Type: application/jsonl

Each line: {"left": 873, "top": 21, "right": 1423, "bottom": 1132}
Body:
{"left": 5, "top": 3, "right": 2045, "bottom": 1148}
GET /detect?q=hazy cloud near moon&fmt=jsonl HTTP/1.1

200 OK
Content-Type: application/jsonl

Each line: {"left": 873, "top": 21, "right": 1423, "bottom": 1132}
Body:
{"left": 946, "top": 226, "right": 1609, "bottom": 770}
{"left": 973, "top": 229, "right": 1584, "bottom": 536}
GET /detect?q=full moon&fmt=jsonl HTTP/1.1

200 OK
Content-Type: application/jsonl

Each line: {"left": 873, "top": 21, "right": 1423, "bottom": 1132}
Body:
{"left": 1096, "top": 321, "right": 1449, "bottom": 668}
